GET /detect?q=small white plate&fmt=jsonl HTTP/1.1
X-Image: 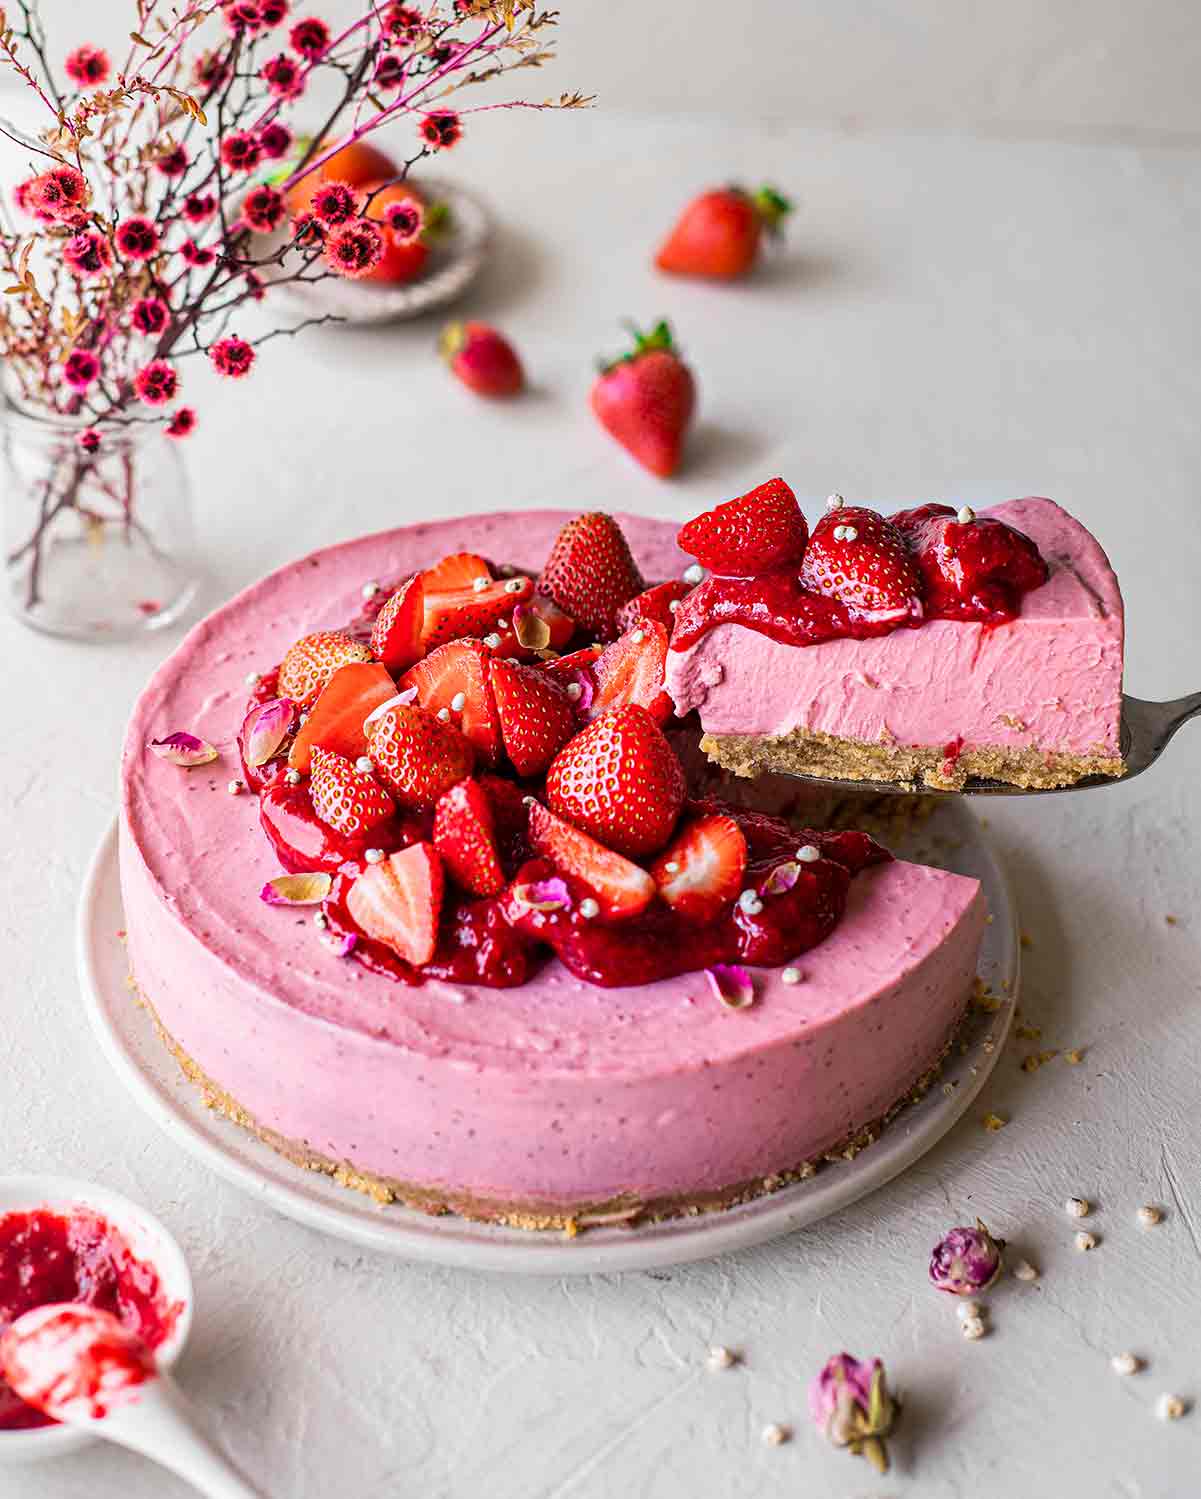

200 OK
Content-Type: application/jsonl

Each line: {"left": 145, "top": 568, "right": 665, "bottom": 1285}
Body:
{"left": 78, "top": 802, "right": 1017, "bottom": 1275}
{"left": 269, "top": 177, "right": 490, "bottom": 325}
{"left": 0, "top": 1176, "right": 193, "bottom": 1463}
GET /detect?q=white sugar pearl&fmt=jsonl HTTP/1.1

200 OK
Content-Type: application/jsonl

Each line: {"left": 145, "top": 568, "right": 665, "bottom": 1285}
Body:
{"left": 957, "top": 506, "right": 976, "bottom": 524}
{"left": 663, "top": 861, "right": 680, "bottom": 874}
{"left": 797, "top": 845, "right": 820, "bottom": 863}
{"left": 961, "top": 1315, "right": 987, "bottom": 1341}
{"left": 1013, "top": 1259, "right": 1039, "bottom": 1281}
{"left": 483, "top": 633, "right": 501, "bottom": 649}
{"left": 1066, "top": 1197, "right": 1091, "bottom": 1218}
{"left": 669, "top": 599, "right": 680, "bottom": 612}
{"left": 761, "top": 1423, "right": 789, "bottom": 1446}
{"left": 780, "top": 967, "right": 803, "bottom": 985}
{"left": 1138, "top": 1205, "right": 1162, "bottom": 1227}
{"left": 565, "top": 682, "right": 582, "bottom": 701}
{"left": 472, "top": 576, "right": 489, "bottom": 592}
{"left": 313, "top": 912, "right": 329, "bottom": 930}
{"left": 355, "top": 756, "right": 373, "bottom": 773}
{"left": 437, "top": 707, "right": 450, "bottom": 721}
{"left": 1075, "top": 1230, "right": 1097, "bottom": 1251}
{"left": 706, "top": 1346, "right": 736, "bottom": 1371}
{"left": 1111, "top": 1353, "right": 1142, "bottom": 1376}
{"left": 365, "top": 848, "right": 385, "bottom": 864}
{"left": 957, "top": 1300, "right": 984, "bottom": 1322}
{"left": 579, "top": 898, "right": 599, "bottom": 919}
{"left": 832, "top": 524, "right": 845, "bottom": 540}
{"left": 842, "top": 525, "right": 858, "bottom": 541}
{"left": 284, "top": 768, "right": 301, "bottom": 785}
{"left": 682, "top": 563, "right": 704, "bottom": 584}
{"left": 631, "top": 629, "right": 645, "bottom": 643}
{"left": 825, "top": 493, "right": 844, "bottom": 511}
{"left": 361, "top": 580, "right": 380, "bottom": 599}
{"left": 450, "top": 692, "right": 466, "bottom": 713}
{"left": 1157, "top": 1394, "right": 1187, "bottom": 1422}
{"left": 504, "top": 578, "right": 525, "bottom": 594}
{"left": 244, "top": 671, "right": 262, "bottom": 687}
{"left": 226, "top": 778, "right": 244, "bottom": 795}
{"left": 738, "top": 890, "right": 763, "bottom": 915}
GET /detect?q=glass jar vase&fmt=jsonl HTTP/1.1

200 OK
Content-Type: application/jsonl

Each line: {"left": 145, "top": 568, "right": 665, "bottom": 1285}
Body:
{"left": 2, "top": 400, "right": 200, "bottom": 640}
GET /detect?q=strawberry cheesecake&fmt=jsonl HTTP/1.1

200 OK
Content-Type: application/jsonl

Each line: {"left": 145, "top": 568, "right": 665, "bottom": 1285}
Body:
{"left": 666, "top": 483, "right": 1125, "bottom": 790}
{"left": 120, "top": 508, "right": 986, "bottom": 1229}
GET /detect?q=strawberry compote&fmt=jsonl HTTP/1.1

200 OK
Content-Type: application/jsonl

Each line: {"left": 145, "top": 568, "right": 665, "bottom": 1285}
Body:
{"left": 0, "top": 1208, "right": 178, "bottom": 1431}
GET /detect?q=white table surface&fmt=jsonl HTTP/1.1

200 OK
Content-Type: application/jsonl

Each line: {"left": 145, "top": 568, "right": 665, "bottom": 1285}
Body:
{"left": 3, "top": 107, "right": 1200, "bottom": 1498}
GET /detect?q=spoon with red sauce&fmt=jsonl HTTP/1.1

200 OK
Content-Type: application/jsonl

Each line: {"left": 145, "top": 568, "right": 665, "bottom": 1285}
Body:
{"left": 0, "top": 1304, "right": 263, "bottom": 1497}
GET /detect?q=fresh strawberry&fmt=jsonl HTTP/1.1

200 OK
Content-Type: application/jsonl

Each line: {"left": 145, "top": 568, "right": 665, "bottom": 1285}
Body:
{"left": 288, "top": 662, "right": 396, "bottom": 773}
{"left": 369, "top": 573, "right": 424, "bottom": 672}
{"left": 422, "top": 552, "right": 492, "bottom": 590}
{"left": 649, "top": 812, "right": 747, "bottom": 922}
{"left": 346, "top": 841, "right": 444, "bottom": 965}
{"left": 545, "top": 704, "right": 685, "bottom": 857}
{"left": 278, "top": 630, "right": 373, "bottom": 709}
{"left": 487, "top": 657, "right": 577, "bottom": 777}
{"left": 433, "top": 777, "right": 505, "bottom": 896}
{"left": 309, "top": 745, "right": 395, "bottom": 838}
{"left": 526, "top": 800, "right": 655, "bottom": 920}
{"left": 589, "top": 618, "right": 671, "bottom": 722}
{"left": 400, "top": 639, "right": 501, "bottom": 765}
{"left": 678, "top": 476, "right": 808, "bottom": 575}
{"left": 539, "top": 512, "right": 645, "bottom": 639}
{"left": 655, "top": 184, "right": 791, "bottom": 280}
{"left": 421, "top": 574, "right": 534, "bottom": 651}
{"left": 800, "top": 505, "right": 924, "bottom": 626}
{"left": 439, "top": 320, "right": 524, "bottom": 398}
{"left": 366, "top": 702, "right": 475, "bottom": 809}
{"left": 477, "top": 773, "right": 530, "bottom": 867}
{"left": 589, "top": 321, "right": 695, "bottom": 478}
{"left": 488, "top": 593, "right": 576, "bottom": 660}
{"left": 889, "top": 503, "right": 1048, "bottom": 622}
{"left": 614, "top": 580, "right": 692, "bottom": 634}
{"left": 540, "top": 643, "right": 604, "bottom": 679}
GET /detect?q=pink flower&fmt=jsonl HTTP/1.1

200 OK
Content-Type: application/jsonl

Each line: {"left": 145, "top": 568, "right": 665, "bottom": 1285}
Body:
{"left": 131, "top": 296, "right": 170, "bottom": 337}
{"left": 309, "top": 180, "right": 358, "bottom": 227}
{"left": 220, "top": 131, "right": 262, "bottom": 174}
{"left": 64, "top": 45, "right": 111, "bottom": 87}
{"left": 28, "top": 166, "right": 88, "bottom": 223}
{"left": 14, "top": 178, "right": 54, "bottom": 223}
{"left": 382, "top": 4, "right": 424, "bottom": 42}
{"left": 165, "top": 407, "right": 197, "bottom": 439}
{"left": 383, "top": 197, "right": 423, "bottom": 242}
{"left": 418, "top": 110, "right": 462, "bottom": 150}
{"left": 323, "top": 219, "right": 384, "bottom": 278}
{"left": 62, "top": 231, "right": 112, "bottom": 279}
{"left": 179, "top": 240, "right": 217, "bottom": 268}
{"left": 193, "top": 50, "right": 232, "bottom": 92}
{"left": 258, "top": 121, "right": 293, "bottom": 160}
{"left": 288, "top": 16, "right": 330, "bottom": 58}
{"left": 222, "top": 0, "right": 264, "bottom": 35}
{"left": 244, "top": 269, "right": 267, "bottom": 301}
{"left": 259, "top": 0, "right": 290, "bottom": 23}
{"left": 928, "top": 1220, "right": 1004, "bottom": 1296}
{"left": 115, "top": 215, "right": 160, "bottom": 261}
{"left": 210, "top": 335, "right": 256, "bottom": 379}
{"left": 76, "top": 428, "right": 102, "bottom": 453}
{"left": 290, "top": 210, "right": 323, "bottom": 244}
{"left": 241, "top": 183, "right": 287, "bottom": 234}
{"left": 182, "top": 192, "right": 217, "bottom": 224}
{"left": 155, "top": 143, "right": 189, "bottom": 179}
{"left": 374, "top": 52, "right": 405, "bottom": 91}
{"left": 261, "top": 52, "right": 304, "bottom": 98}
{"left": 134, "top": 359, "right": 179, "bottom": 406}
{"left": 62, "top": 349, "right": 100, "bottom": 392}
{"left": 809, "top": 1354, "right": 897, "bottom": 1474}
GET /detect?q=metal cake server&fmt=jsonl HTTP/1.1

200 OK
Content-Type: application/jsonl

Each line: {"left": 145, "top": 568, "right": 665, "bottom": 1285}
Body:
{"left": 784, "top": 690, "right": 1201, "bottom": 797}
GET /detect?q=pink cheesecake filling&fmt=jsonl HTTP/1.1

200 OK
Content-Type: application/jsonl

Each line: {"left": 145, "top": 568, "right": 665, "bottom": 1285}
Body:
{"left": 665, "top": 498, "right": 1124, "bottom": 756}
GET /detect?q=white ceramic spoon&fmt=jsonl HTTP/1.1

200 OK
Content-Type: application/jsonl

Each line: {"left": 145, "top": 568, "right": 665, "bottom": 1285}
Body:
{"left": 1, "top": 1304, "right": 263, "bottom": 1498}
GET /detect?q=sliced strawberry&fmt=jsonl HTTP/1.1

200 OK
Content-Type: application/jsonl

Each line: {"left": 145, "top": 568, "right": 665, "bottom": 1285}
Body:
{"left": 589, "top": 618, "right": 671, "bottom": 722}
{"left": 649, "top": 813, "right": 747, "bottom": 922}
{"left": 615, "top": 580, "right": 692, "bottom": 634}
{"left": 477, "top": 773, "right": 530, "bottom": 870}
{"left": 800, "top": 505, "right": 924, "bottom": 626}
{"left": 487, "top": 657, "right": 577, "bottom": 777}
{"left": 526, "top": 800, "right": 655, "bottom": 920}
{"left": 366, "top": 702, "right": 475, "bottom": 810}
{"left": 538, "top": 512, "right": 645, "bottom": 640}
{"left": 288, "top": 662, "right": 396, "bottom": 773}
{"left": 278, "top": 630, "right": 373, "bottom": 710}
{"left": 488, "top": 592, "right": 576, "bottom": 660}
{"left": 346, "top": 840, "right": 444, "bottom": 965}
{"left": 433, "top": 778, "right": 505, "bottom": 896}
{"left": 400, "top": 639, "right": 501, "bottom": 765}
{"left": 309, "top": 745, "right": 395, "bottom": 838}
{"left": 678, "top": 476, "right": 808, "bottom": 575}
{"left": 422, "top": 552, "right": 492, "bottom": 590}
{"left": 369, "top": 574, "right": 424, "bottom": 672}
{"left": 545, "top": 704, "right": 685, "bottom": 857}
{"left": 540, "top": 643, "right": 603, "bottom": 679}
{"left": 421, "top": 574, "right": 534, "bottom": 651}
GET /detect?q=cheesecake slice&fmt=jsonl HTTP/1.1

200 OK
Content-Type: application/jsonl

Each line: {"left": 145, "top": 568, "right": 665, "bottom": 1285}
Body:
{"left": 666, "top": 494, "right": 1124, "bottom": 791}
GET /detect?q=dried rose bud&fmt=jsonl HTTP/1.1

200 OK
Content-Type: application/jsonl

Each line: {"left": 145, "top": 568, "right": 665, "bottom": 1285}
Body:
{"left": 808, "top": 1353, "right": 897, "bottom": 1474}
{"left": 929, "top": 1218, "right": 1004, "bottom": 1296}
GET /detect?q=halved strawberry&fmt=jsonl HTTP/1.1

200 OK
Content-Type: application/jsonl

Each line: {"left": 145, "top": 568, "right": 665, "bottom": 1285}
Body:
{"left": 589, "top": 618, "right": 671, "bottom": 722}
{"left": 545, "top": 704, "right": 685, "bottom": 857}
{"left": 346, "top": 841, "right": 444, "bottom": 965}
{"left": 615, "top": 580, "right": 692, "bottom": 634}
{"left": 526, "top": 800, "right": 655, "bottom": 920}
{"left": 538, "top": 512, "right": 645, "bottom": 640}
{"left": 540, "top": 644, "right": 603, "bottom": 679}
{"left": 309, "top": 746, "right": 395, "bottom": 838}
{"left": 288, "top": 662, "right": 396, "bottom": 773}
{"left": 369, "top": 574, "right": 424, "bottom": 672}
{"left": 678, "top": 476, "right": 808, "bottom": 575}
{"left": 422, "top": 552, "right": 492, "bottom": 591}
{"left": 433, "top": 778, "right": 505, "bottom": 896}
{"left": 366, "top": 702, "right": 475, "bottom": 810}
{"left": 400, "top": 639, "right": 501, "bottom": 765}
{"left": 421, "top": 574, "right": 534, "bottom": 651}
{"left": 488, "top": 592, "right": 576, "bottom": 660}
{"left": 477, "top": 773, "right": 529, "bottom": 855}
{"left": 649, "top": 813, "right": 747, "bottom": 922}
{"left": 487, "top": 657, "right": 577, "bottom": 777}
{"left": 278, "top": 630, "right": 373, "bottom": 709}
{"left": 800, "top": 505, "right": 924, "bottom": 626}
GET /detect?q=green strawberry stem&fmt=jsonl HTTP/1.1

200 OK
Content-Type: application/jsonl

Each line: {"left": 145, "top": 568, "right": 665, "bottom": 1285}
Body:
{"left": 752, "top": 185, "right": 792, "bottom": 233}
{"left": 598, "top": 318, "right": 678, "bottom": 373}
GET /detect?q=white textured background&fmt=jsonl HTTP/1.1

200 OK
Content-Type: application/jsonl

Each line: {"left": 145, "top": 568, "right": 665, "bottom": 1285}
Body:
{"left": 3, "top": 3, "right": 1201, "bottom": 1495}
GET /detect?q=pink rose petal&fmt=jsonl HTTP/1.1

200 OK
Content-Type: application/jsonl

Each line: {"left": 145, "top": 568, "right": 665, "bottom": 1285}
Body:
{"left": 513, "top": 603, "right": 551, "bottom": 652}
{"left": 364, "top": 687, "right": 418, "bottom": 729}
{"left": 512, "top": 876, "right": 572, "bottom": 913}
{"left": 761, "top": 861, "right": 800, "bottom": 896}
{"left": 260, "top": 872, "right": 332, "bottom": 906}
{"left": 706, "top": 963, "right": 754, "bottom": 1010}
{"left": 242, "top": 697, "right": 295, "bottom": 767}
{"left": 148, "top": 732, "right": 218, "bottom": 767}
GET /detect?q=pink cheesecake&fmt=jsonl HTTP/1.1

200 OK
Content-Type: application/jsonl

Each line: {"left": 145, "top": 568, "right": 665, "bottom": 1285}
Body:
{"left": 667, "top": 497, "right": 1125, "bottom": 790}
{"left": 120, "top": 511, "right": 985, "bottom": 1229}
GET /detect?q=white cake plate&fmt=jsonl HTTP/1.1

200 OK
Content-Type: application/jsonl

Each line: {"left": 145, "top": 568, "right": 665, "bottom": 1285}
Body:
{"left": 78, "top": 803, "right": 1017, "bottom": 1275}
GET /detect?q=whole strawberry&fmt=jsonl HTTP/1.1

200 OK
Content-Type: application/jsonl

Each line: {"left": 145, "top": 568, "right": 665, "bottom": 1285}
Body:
{"left": 539, "top": 511, "right": 645, "bottom": 639}
{"left": 590, "top": 321, "right": 695, "bottom": 478}
{"left": 439, "top": 320, "right": 524, "bottom": 398}
{"left": 656, "top": 185, "right": 791, "bottom": 281}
